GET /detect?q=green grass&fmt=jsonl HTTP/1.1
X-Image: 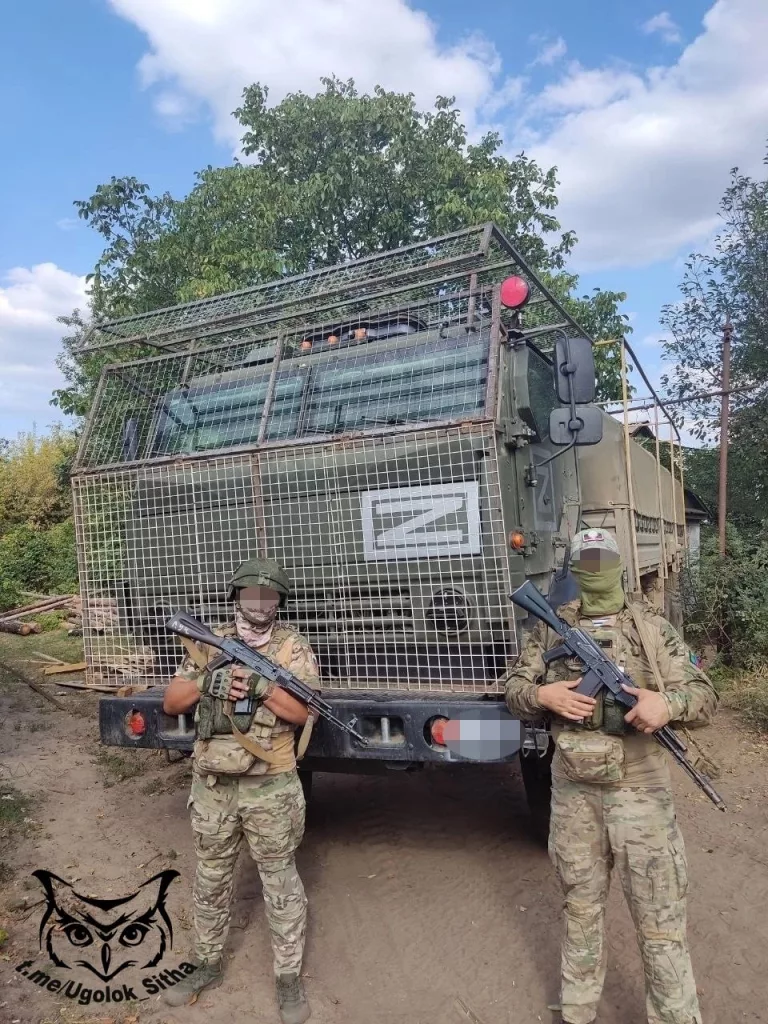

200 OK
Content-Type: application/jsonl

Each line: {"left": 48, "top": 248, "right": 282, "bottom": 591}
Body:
{"left": 0, "top": 785, "right": 34, "bottom": 830}
{"left": 140, "top": 776, "right": 167, "bottom": 796}
{"left": 719, "top": 666, "right": 768, "bottom": 730}
{"left": 34, "top": 609, "right": 71, "bottom": 632}
{"left": 0, "top": 783, "right": 38, "bottom": 882}
{"left": 93, "top": 746, "right": 150, "bottom": 787}
{"left": 0, "top": 630, "right": 85, "bottom": 686}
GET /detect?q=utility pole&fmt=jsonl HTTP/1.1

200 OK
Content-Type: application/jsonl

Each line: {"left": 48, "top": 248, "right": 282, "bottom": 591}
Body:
{"left": 718, "top": 321, "right": 733, "bottom": 557}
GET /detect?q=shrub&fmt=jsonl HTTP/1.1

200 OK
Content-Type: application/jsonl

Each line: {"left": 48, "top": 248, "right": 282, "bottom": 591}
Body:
{"left": 0, "top": 575, "right": 21, "bottom": 613}
{"left": 685, "top": 523, "right": 768, "bottom": 668}
{"left": 0, "top": 520, "right": 79, "bottom": 596}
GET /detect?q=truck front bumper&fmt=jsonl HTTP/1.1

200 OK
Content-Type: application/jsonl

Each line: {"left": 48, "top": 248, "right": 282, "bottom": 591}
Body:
{"left": 99, "top": 691, "right": 523, "bottom": 765}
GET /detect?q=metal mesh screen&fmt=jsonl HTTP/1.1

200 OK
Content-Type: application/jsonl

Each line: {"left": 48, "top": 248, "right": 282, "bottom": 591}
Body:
{"left": 75, "top": 292, "right": 497, "bottom": 471}
{"left": 78, "top": 223, "right": 588, "bottom": 355}
{"left": 72, "top": 426, "right": 516, "bottom": 692}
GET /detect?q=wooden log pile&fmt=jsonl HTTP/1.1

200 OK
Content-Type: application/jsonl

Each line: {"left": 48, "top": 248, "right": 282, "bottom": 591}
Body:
{"left": 96, "top": 645, "right": 156, "bottom": 680}
{"left": 67, "top": 595, "right": 118, "bottom": 632}
{"left": 0, "top": 593, "right": 118, "bottom": 634}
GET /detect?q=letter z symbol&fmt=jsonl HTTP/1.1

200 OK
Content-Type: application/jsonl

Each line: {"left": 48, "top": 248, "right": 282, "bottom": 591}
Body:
{"left": 374, "top": 496, "right": 465, "bottom": 550}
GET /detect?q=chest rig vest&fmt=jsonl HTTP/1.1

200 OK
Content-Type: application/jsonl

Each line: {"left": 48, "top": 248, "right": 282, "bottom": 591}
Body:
{"left": 576, "top": 621, "right": 632, "bottom": 736}
{"left": 180, "top": 625, "right": 314, "bottom": 776}
{"left": 552, "top": 602, "right": 657, "bottom": 737}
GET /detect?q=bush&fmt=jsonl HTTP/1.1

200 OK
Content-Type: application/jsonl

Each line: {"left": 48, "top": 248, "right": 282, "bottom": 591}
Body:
{"left": 0, "top": 427, "right": 77, "bottom": 533}
{"left": 0, "top": 575, "right": 21, "bottom": 613}
{"left": 45, "top": 520, "right": 79, "bottom": 593}
{"left": 36, "top": 610, "right": 70, "bottom": 632}
{"left": 723, "top": 666, "right": 768, "bottom": 730}
{"left": 0, "top": 520, "right": 79, "bottom": 596}
{"left": 685, "top": 523, "right": 768, "bottom": 668}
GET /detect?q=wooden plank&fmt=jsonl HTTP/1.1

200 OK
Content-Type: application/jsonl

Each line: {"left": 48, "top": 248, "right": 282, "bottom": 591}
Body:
{"left": 43, "top": 661, "right": 87, "bottom": 676}
{"left": 1, "top": 663, "right": 68, "bottom": 711}
{"left": 53, "top": 680, "right": 114, "bottom": 693}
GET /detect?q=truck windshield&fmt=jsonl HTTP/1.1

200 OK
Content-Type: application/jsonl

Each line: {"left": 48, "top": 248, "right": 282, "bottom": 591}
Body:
{"left": 151, "top": 331, "right": 490, "bottom": 456}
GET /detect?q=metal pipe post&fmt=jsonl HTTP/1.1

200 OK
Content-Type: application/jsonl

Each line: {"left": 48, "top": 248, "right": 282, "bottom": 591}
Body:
{"left": 718, "top": 322, "right": 733, "bottom": 557}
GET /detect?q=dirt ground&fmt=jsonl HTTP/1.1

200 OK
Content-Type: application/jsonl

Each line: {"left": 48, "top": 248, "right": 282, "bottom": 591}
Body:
{"left": 1, "top": 641, "right": 768, "bottom": 1024}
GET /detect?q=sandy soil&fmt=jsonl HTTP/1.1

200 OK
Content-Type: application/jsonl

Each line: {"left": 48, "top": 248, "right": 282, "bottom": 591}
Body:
{"left": 1, "top": 652, "right": 767, "bottom": 1024}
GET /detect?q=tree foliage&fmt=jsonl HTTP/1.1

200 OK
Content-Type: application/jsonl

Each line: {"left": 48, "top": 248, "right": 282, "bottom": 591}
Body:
{"left": 55, "top": 78, "right": 628, "bottom": 415}
{"left": 660, "top": 153, "right": 768, "bottom": 440}
{"left": 0, "top": 431, "right": 80, "bottom": 605}
{"left": 660, "top": 150, "right": 768, "bottom": 531}
{"left": 0, "top": 428, "right": 77, "bottom": 534}
{"left": 685, "top": 524, "right": 768, "bottom": 668}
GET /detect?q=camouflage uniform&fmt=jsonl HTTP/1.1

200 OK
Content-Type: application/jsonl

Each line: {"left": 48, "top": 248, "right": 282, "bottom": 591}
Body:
{"left": 504, "top": 598, "right": 717, "bottom": 1024}
{"left": 176, "top": 623, "right": 319, "bottom": 975}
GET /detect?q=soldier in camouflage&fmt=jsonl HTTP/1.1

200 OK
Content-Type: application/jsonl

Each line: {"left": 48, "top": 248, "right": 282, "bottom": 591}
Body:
{"left": 503, "top": 529, "right": 717, "bottom": 1024}
{"left": 161, "top": 558, "right": 319, "bottom": 1024}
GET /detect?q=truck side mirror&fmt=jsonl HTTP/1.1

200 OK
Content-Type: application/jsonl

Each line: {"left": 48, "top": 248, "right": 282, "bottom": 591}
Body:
{"left": 549, "top": 405, "right": 603, "bottom": 446}
{"left": 554, "top": 336, "right": 596, "bottom": 405}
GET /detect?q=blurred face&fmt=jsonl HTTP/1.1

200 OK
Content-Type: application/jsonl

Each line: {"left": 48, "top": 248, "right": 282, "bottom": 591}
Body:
{"left": 572, "top": 548, "right": 621, "bottom": 572}
{"left": 237, "top": 585, "right": 280, "bottom": 628}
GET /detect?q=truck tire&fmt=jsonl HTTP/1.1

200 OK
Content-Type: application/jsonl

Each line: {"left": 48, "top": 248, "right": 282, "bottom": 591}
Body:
{"left": 519, "top": 740, "right": 554, "bottom": 846}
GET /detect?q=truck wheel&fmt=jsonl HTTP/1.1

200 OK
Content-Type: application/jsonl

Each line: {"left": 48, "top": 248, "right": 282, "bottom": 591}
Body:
{"left": 519, "top": 740, "right": 554, "bottom": 846}
{"left": 298, "top": 769, "right": 313, "bottom": 804}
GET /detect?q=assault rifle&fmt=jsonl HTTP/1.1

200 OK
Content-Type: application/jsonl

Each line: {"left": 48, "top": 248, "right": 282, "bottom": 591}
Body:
{"left": 510, "top": 580, "right": 726, "bottom": 811}
{"left": 166, "top": 610, "right": 367, "bottom": 745}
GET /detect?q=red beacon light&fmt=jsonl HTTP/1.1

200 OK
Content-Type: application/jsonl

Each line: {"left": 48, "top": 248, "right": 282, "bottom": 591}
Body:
{"left": 500, "top": 276, "right": 531, "bottom": 310}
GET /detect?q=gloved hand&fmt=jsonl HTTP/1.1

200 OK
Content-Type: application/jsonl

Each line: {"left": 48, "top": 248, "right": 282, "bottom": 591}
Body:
{"left": 207, "top": 665, "right": 271, "bottom": 702}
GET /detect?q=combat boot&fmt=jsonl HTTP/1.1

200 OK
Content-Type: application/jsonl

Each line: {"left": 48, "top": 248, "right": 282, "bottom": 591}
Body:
{"left": 276, "top": 971, "right": 310, "bottom": 1023}
{"left": 161, "top": 958, "right": 223, "bottom": 1006}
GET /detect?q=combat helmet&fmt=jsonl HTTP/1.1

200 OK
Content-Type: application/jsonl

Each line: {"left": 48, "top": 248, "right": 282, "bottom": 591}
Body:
{"left": 226, "top": 557, "right": 291, "bottom": 607}
{"left": 570, "top": 528, "right": 621, "bottom": 565}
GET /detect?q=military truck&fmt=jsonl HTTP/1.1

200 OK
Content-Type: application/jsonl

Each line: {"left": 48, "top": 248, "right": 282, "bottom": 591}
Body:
{"left": 71, "top": 224, "right": 686, "bottom": 836}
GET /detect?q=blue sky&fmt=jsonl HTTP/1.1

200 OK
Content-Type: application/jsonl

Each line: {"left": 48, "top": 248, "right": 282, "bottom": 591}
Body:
{"left": 1, "top": 0, "right": 766, "bottom": 438}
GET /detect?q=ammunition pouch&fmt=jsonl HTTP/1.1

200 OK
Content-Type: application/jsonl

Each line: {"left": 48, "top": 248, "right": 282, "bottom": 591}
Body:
{"left": 197, "top": 663, "right": 271, "bottom": 739}
{"left": 602, "top": 691, "right": 631, "bottom": 736}
{"left": 579, "top": 692, "right": 604, "bottom": 731}
{"left": 556, "top": 731, "right": 626, "bottom": 784}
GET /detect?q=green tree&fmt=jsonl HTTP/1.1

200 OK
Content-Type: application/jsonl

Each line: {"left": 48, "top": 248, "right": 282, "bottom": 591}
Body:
{"left": 56, "top": 77, "right": 628, "bottom": 414}
{"left": 660, "top": 150, "right": 768, "bottom": 529}
{"left": 660, "top": 154, "right": 768, "bottom": 437}
{"left": 0, "top": 428, "right": 78, "bottom": 534}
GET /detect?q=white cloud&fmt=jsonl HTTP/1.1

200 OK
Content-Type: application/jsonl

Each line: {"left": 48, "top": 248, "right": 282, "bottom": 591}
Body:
{"left": 103, "top": 0, "right": 768, "bottom": 271}
{"left": 0, "top": 264, "right": 86, "bottom": 435}
{"left": 108, "top": 0, "right": 503, "bottom": 146}
{"left": 533, "top": 63, "right": 642, "bottom": 113}
{"left": 482, "top": 76, "right": 525, "bottom": 118}
{"left": 642, "top": 11, "right": 683, "bottom": 44}
{"left": 531, "top": 36, "right": 567, "bottom": 67}
{"left": 530, "top": 0, "right": 768, "bottom": 268}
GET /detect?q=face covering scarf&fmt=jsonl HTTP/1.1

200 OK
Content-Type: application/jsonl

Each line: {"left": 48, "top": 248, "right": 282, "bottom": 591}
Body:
{"left": 235, "top": 605, "right": 275, "bottom": 648}
{"left": 570, "top": 564, "right": 625, "bottom": 616}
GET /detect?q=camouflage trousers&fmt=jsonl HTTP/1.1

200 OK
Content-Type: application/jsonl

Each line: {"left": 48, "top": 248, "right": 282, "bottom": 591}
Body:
{"left": 549, "top": 779, "right": 701, "bottom": 1024}
{"left": 188, "top": 768, "right": 307, "bottom": 975}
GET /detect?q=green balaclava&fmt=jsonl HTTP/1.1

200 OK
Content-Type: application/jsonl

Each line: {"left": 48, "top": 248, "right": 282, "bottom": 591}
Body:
{"left": 570, "top": 528, "right": 625, "bottom": 616}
